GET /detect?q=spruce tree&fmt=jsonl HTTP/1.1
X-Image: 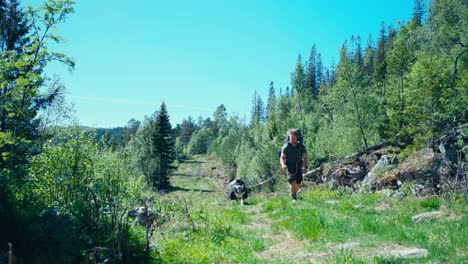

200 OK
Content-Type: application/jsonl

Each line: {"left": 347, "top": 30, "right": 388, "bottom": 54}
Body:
{"left": 363, "top": 34, "right": 374, "bottom": 80}
{"left": 152, "top": 102, "right": 175, "bottom": 189}
{"left": 316, "top": 53, "right": 324, "bottom": 94}
{"left": 373, "top": 22, "right": 387, "bottom": 101}
{"left": 354, "top": 35, "right": 363, "bottom": 69}
{"left": 250, "top": 91, "right": 264, "bottom": 126}
{"left": 0, "top": 0, "right": 30, "bottom": 52}
{"left": 412, "top": 0, "right": 424, "bottom": 27}
{"left": 305, "top": 46, "right": 316, "bottom": 96}
{"left": 266, "top": 81, "right": 276, "bottom": 121}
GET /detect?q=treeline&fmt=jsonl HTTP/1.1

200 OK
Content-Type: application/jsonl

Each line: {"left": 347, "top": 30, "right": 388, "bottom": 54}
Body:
{"left": 170, "top": 0, "right": 466, "bottom": 187}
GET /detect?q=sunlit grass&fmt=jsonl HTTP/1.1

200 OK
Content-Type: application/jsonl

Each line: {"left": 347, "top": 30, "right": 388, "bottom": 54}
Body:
{"left": 154, "top": 157, "right": 467, "bottom": 263}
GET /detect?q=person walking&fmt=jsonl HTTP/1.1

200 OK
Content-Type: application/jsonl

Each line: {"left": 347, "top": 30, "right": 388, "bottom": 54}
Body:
{"left": 280, "top": 129, "right": 308, "bottom": 200}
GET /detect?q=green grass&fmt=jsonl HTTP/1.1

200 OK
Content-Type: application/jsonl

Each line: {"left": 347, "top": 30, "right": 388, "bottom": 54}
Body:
{"left": 146, "top": 156, "right": 467, "bottom": 263}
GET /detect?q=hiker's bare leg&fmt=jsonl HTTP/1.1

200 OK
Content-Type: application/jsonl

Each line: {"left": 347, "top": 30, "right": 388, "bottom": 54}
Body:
{"left": 290, "top": 181, "right": 300, "bottom": 198}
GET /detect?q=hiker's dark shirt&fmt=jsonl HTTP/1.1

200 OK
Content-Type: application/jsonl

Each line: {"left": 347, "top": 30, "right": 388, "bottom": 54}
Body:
{"left": 281, "top": 142, "right": 307, "bottom": 174}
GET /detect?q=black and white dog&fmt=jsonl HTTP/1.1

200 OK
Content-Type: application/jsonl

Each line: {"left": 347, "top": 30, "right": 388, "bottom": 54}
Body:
{"left": 228, "top": 178, "right": 248, "bottom": 206}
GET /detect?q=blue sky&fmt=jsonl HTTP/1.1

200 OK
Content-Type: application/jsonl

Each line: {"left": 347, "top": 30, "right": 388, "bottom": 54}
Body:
{"left": 24, "top": 0, "right": 414, "bottom": 128}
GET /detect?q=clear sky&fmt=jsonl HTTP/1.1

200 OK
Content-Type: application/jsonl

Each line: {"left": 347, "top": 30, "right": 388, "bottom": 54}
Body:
{"left": 23, "top": 0, "right": 414, "bottom": 128}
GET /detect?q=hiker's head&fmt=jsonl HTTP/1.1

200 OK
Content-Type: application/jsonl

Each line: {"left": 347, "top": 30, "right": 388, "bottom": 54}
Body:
{"left": 288, "top": 129, "right": 298, "bottom": 144}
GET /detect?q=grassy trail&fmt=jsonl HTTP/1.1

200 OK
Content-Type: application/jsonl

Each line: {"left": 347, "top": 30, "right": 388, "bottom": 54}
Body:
{"left": 154, "top": 155, "right": 467, "bottom": 263}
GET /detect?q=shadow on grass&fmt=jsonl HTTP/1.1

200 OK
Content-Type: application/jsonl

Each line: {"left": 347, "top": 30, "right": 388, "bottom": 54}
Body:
{"left": 172, "top": 173, "right": 192, "bottom": 177}
{"left": 162, "top": 185, "right": 215, "bottom": 194}
{"left": 183, "top": 160, "right": 204, "bottom": 164}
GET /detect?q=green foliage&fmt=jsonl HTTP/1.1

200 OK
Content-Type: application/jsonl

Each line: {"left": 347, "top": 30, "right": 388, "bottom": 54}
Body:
{"left": 420, "top": 198, "right": 441, "bottom": 210}
{"left": 373, "top": 255, "right": 407, "bottom": 264}
{"left": 174, "top": 136, "right": 187, "bottom": 161}
{"left": 187, "top": 126, "right": 215, "bottom": 155}
{"left": 127, "top": 117, "right": 158, "bottom": 187}
{"left": 0, "top": 0, "right": 75, "bottom": 171}
{"left": 333, "top": 250, "right": 366, "bottom": 264}
{"left": 18, "top": 128, "right": 146, "bottom": 261}
{"left": 152, "top": 102, "right": 175, "bottom": 188}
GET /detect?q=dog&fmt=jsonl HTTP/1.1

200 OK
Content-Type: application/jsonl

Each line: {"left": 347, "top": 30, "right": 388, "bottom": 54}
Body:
{"left": 228, "top": 178, "right": 248, "bottom": 206}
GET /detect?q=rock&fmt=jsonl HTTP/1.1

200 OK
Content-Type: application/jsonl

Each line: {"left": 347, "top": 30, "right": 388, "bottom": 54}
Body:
{"left": 411, "top": 211, "right": 441, "bottom": 222}
{"left": 330, "top": 242, "right": 360, "bottom": 249}
{"left": 387, "top": 248, "right": 428, "bottom": 259}
{"left": 376, "top": 174, "right": 398, "bottom": 189}
{"left": 357, "top": 172, "right": 376, "bottom": 192}
{"left": 304, "top": 167, "right": 321, "bottom": 182}
{"left": 396, "top": 148, "right": 443, "bottom": 187}
{"left": 372, "top": 155, "right": 390, "bottom": 172}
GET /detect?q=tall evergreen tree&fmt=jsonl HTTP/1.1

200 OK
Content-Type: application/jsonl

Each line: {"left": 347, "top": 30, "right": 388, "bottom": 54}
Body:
{"left": 0, "top": 0, "right": 30, "bottom": 52}
{"left": 329, "top": 58, "right": 337, "bottom": 85}
{"left": 354, "top": 35, "right": 363, "bottom": 69}
{"left": 250, "top": 91, "right": 264, "bottom": 126}
{"left": 266, "top": 81, "right": 276, "bottom": 121}
{"left": 363, "top": 34, "right": 374, "bottom": 80}
{"left": 373, "top": 22, "right": 387, "bottom": 101}
{"left": 152, "top": 102, "right": 175, "bottom": 189}
{"left": 412, "top": 0, "right": 424, "bottom": 27}
{"left": 316, "top": 53, "right": 324, "bottom": 93}
{"left": 290, "top": 54, "right": 310, "bottom": 125}
{"left": 257, "top": 95, "right": 265, "bottom": 123}
{"left": 305, "top": 46, "right": 316, "bottom": 96}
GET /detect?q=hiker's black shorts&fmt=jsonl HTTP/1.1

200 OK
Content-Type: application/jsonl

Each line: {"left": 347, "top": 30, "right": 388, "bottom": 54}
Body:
{"left": 287, "top": 171, "right": 303, "bottom": 184}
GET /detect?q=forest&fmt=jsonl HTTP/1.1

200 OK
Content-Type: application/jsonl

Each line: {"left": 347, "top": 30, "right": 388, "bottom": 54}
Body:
{"left": 0, "top": 0, "right": 466, "bottom": 263}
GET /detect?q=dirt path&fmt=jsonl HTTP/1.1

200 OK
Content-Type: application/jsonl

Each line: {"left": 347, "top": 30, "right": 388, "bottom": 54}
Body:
{"left": 166, "top": 155, "right": 314, "bottom": 263}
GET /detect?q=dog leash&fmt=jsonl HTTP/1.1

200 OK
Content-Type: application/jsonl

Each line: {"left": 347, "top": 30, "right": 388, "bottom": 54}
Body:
{"left": 249, "top": 168, "right": 283, "bottom": 188}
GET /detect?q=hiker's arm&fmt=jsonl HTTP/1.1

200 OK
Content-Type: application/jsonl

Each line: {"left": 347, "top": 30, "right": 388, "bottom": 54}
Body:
{"left": 280, "top": 152, "right": 287, "bottom": 171}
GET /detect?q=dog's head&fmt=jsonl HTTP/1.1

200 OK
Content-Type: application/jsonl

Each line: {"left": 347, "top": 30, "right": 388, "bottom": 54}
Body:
{"left": 234, "top": 178, "right": 245, "bottom": 194}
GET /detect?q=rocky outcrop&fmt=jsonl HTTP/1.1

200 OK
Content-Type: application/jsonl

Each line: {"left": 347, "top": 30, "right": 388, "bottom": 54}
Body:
{"left": 308, "top": 127, "right": 467, "bottom": 195}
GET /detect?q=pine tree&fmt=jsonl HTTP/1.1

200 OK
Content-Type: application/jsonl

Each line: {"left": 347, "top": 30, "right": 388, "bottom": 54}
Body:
{"left": 0, "top": 0, "right": 30, "bottom": 52}
{"left": 316, "top": 53, "right": 324, "bottom": 93}
{"left": 266, "top": 81, "right": 276, "bottom": 121}
{"left": 363, "top": 34, "right": 374, "bottom": 80}
{"left": 152, "top": 102, "right": 175, "bottom": 189}
{"left": 250, "top": 91, "right": 264, "bottom": 126}
{"left": 257, "top": 96, "right": 265, "bottom": 123}
{"left": 305, "top": 46, "right": 316, "bottom": 95}
{"left": 373, "top": 22, "right": 387, "bottom": 101}
{"left": 412, "top": 0, "right": 424, "bottom": 27}
{"left": 291, "top": 55, "right": 306, "bottom": 95}
{"left": 354, "top": 35, "right": 363, "bottom": 69}
{"left": 329, "top": 58, "right": 337, "bottom": 85}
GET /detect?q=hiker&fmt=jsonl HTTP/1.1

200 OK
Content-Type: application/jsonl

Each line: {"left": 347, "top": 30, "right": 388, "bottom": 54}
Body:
{"left": 280, "top": 129, "right": 308, "bottom": 200}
